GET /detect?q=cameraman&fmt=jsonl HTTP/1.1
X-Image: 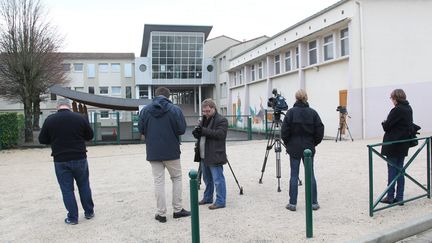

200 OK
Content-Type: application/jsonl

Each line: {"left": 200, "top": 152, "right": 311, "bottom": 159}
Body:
{"left": 281, "top": 89, "right": 324, "bottom": 211}
{"left": 192, "top": 99, "right": 228, "bottom": 210}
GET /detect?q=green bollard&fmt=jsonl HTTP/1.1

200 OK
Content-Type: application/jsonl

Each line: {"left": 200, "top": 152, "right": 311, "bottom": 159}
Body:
{"left": 304, "top": 149, "right": 313, "bottom": 238}
{"left": 247, "top": 116, "right": 252, "bottom": 140}
{"left": 189, "top": 170, "right": 200, "bottom": 243}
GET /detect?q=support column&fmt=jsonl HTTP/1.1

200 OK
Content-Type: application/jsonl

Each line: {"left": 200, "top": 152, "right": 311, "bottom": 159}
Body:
{"left": 266, "top": 56, "right": 272, "bottom": 102}
{"left": 135, "top": 86, "right": 140, "bottom": 99}
{"left": 148, "top": 85, "right": 152, "bottom": 99}
{"left": 198, "top": 85, "right": 202, "bottom": 116}
{"left": 298, "top": 42, "right": 306, "bottom": 90}
{"left": 194, "top": 86, "right": 197, "bottom": 113}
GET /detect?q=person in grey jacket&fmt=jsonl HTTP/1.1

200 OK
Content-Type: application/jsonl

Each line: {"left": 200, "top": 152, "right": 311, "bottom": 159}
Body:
{"left": 138, "top": 87, "right": 190, "bottom": 223}
{"left": 193, "top": 98, "right": 228, "bottom": 210}
{"left": 281, "top": 89, "right": 324, "bottom": 212}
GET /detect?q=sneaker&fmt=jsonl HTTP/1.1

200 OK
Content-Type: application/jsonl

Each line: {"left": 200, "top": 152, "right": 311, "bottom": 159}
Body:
{"left": 198, "top": 200, "right": 212, "bottom": 205}
{"left": 84, "top": 213, "right": 95, "bottom": 219}
{"left": 173, "top": 209, "right": 191, "bottom": 218}
{"left": 380, "top": 197, "right": 395, "bottom": 204}
{"left": 64, "top": 218, "right": 78, "bottom": 225}
{"left": 208, "top": 204, "right": 225, "bottom": 210}
{"left": 154, "top": 214, "right": 167, "bottom": 223}
{"left": 286, "top": 204, "right": 296, "bottom": 211}
{"left": 312, "top": 203, "right": 320, "bottom": 211}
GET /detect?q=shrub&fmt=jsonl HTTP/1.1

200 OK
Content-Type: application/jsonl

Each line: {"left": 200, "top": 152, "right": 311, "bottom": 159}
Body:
{"left": 0, "top": 112, "right": 24, "bottom": 149}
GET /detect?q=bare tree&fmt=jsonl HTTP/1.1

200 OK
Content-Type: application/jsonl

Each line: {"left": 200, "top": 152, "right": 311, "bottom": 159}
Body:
{"left": 0, "top": 0, "right": 67, "bottom": 142}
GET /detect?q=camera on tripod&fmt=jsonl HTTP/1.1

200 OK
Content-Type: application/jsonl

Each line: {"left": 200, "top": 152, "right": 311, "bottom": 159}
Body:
{"left": 267, "top": 89, "right": 288, "bottom": 121}
{"left": 336, "top": 105, "right": 347, "bottom": 115}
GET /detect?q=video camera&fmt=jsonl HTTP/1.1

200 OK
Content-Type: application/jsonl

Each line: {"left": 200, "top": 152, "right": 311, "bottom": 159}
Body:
{"left": 268, "top": 89, "right": 288, "bottom": 121}
{"left": 336, "top": 105, "right": 347, "bottom": 115}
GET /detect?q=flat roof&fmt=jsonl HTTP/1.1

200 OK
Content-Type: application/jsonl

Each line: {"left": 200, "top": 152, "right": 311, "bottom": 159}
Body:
{"left": 140, "top": 24, "right": 212, "bottom": 57}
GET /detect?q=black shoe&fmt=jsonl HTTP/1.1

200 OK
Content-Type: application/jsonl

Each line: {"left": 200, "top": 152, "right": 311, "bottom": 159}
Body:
{"left": 155, "top": 214, "right": 167, "bottom": 223}
{"left": 198, "top": 200, "right": 212, "bottom": 205}
{"left": 208, "top": 204, "right": 225, "bottom": 210}
{"left": 173, "top": 209, "right": 191, "bottom": 218}
{"left": 380, "top": 197, "right": 395, "bottom": 204}
{"left": 394, "top": 199, "right": 405, "bottom": 206}
{"left": 64, "top": 218, "right": 78, "bottom": 225}
{"left": 85, "top": 213, "right": 94, "bottom": 219}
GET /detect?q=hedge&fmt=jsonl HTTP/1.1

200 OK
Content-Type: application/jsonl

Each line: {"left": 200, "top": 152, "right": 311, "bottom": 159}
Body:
{"left": 0, "top": 112, "right": 25, "bottom": 149}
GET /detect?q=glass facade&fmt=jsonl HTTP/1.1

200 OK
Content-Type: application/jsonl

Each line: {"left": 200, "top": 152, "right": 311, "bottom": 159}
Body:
{"left": 151, "top": 31, "right": 204, "bottom": 80}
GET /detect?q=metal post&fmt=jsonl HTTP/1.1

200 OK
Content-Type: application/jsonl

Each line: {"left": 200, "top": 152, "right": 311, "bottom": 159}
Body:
{"left": 427, "top": 138, "right": 431, "bottom": 198}
{"left": 116, "top": 112, "right": 120, "bottom": 144}
{"left": 304, "top": 149, "right": 313, "bottom": 238}
{"left": 93, "top": 112, "right": 97, "bottom": 144}
{"left": 368, "top": 146, "right": 374, "bottom": 216}
{"left": 189, "top": 170, "right": 200, "bottom": 243}
{"left": 247, "top": 116, "right": 252, "bottom": 140}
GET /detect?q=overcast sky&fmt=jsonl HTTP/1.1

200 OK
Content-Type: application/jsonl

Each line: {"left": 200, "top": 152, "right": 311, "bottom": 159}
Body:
{"left": 43, "top": 0, "right": 340, "bottom": 56}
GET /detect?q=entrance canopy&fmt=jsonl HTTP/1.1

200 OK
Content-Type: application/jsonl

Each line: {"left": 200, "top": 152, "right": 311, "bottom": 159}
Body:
{"left": 50, "top": 85, "right": 151, "bottom": 111}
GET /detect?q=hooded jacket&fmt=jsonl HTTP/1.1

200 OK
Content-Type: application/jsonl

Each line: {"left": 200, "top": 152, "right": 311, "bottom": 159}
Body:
{"left": 138, "top": 96, "right": 186, "bottom": 161}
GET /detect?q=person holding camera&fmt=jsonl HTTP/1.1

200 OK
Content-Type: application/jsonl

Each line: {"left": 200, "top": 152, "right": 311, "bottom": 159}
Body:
{"left": 380, "top": 89, "right": 413, "bottom": 205}
{"left": 138, "top": 87, "right": 190, "bottom": 223}
{"left": 281, "top": 89, "right": 324, "bottom": 211}
{"left": 192, "top": 99, "right": 228, "bottom": 210}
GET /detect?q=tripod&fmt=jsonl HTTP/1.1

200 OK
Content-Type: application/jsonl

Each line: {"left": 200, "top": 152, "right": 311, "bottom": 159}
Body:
{"left": 259, "top": 117, "right": 301, "bottom": 192}
{"left": 197, "top": 161, "right": 244, "bottom": 195}
{"left": 335, "top": 112, "right": 354, "bottom": 142}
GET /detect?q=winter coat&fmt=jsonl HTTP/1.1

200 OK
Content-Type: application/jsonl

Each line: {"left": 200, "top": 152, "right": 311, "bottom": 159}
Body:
{"left": 381, "top": 100, "right": 413, "bottom": 158}
{"left": 138, "top": 96, "right": 186, "bottom": 161}
{"left": 281, "top": 101, "right": 324, "bottom": 159}
{"left": 193, "top": 112, "right": 228, "bottom": 166}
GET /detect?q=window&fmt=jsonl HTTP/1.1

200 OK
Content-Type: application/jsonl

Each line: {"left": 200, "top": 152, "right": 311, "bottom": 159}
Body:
{"left": 87, "top": 64, "right": 95, "bottom": 78}
{"left": 88, "top": 86, "right": 94, "bottom": 94}
{"left": 62, "top": 63, "right": 71, "bottom": 71}
{"left": 323, "top": 35, "right": 334, "bottom": 61}
{"left": 74, "top": 87, "right": 84, "bottom": 92}
{"left": 124, "top": 63, "right": 132, "bottom": 77}
{"left": 239, "top": 70, "right": 243, "bottom": 85}
{"left": 284, "top": 51, "right": 291, "bottom": 72}
{"left": 233, "top": 72, "right": 237, "bottom": 86}
{"left": 100, "top": 111, "right": 109, "bottom": 119}
{"left": 308, "top": 40, "right": 317, "bottom": 65}
{"left": 111, "top": 86, "right": 121, "bottom": 95}
{"left": 126, "top": 86, "right": 132, "bottom": 98}
{"left": 274, "top": 55, "right": 280, "bottom": 75}
{"left": 111, "top": 111, "right": 122, "bottom": 119}
{"left": 139, "top": 85, "right": 148, "bottom": 99}
{"left": 340, "top": 28, "right": 349, "bottom": 56}
{"left": 99, "top": 86, "right": 108, "bottom": 95}
{"left": 99, "top": 63, "right": 109, "bottom": 73}
{"left": 258, "top": 62, "right": 263, "bottom": 79}
{"left": 50, "top": 93, "right": 57, "bottom": 100}
{"left": 111, "top": 63, "right": 120, "bottom": 73}
{"left": 251, "top": 65, "right": 255, "bottom": 81}
{"left": 295, "top": 47, "right": 299, "bottom": 69}
{"left": 73, "top": 63, "right": 83, "bottom": 72}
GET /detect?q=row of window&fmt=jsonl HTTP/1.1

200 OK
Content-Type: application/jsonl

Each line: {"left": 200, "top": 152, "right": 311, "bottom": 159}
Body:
{"left": 231, "top": 27, "right": 349, "bottom": 86}
{"left": 63, "top": 63, "right": 133, "bottom": 78}
{"left": 51, "top": 86, "right": 133, "bottom": 99}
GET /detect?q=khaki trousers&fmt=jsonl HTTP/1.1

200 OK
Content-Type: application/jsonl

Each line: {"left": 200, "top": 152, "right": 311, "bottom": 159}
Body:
{"left": 150, "top": 159, "right": 183, "bottom": 217}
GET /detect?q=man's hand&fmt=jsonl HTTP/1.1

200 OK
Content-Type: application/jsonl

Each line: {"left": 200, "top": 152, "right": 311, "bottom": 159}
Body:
{"left": 192, "top": 125, "right": 202, "bottom": 139}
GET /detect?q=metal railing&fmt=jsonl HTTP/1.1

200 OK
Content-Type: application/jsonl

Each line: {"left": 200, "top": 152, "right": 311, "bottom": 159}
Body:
{"left": 367, "top": 136, "right": 431, "bottom": 216}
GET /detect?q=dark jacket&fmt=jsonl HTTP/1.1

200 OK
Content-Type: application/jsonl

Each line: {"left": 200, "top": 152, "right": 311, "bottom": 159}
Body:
{"left": 193, "top": 112, "right": 228, "bottom": 166}
{"left": 138, "top": 96, "right": 186, "bottom": 161}
{"left": 38, "top": 109, "right": 94, "bottom": 162}
{"left": 281, "top": 101, "right": 324, "bottom": 159}
{"left": 381, "top": 100, "right": 413, "bottom": 157}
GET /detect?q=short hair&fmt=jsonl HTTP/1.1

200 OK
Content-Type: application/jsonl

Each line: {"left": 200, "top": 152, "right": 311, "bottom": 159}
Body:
{"left": 57, "top": 98, "right": 71, "bottom": 108}
{"left": 390, "top": 89, "right": 406, "bottom": 103}
{"left": 155, "top": 87, "right": 170, "bottom": 98}
{"left": 295, "top": 89, "right": 308, "bottom": 104}
{"left": 202, "top": 98, "right": 216, "bottom": 109}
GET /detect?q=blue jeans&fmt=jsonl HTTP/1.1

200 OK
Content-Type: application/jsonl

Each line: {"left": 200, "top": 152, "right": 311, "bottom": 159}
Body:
{"left": 289, "top": 157, "right": 318, "bottom": 205}
{"left": 386, "top": 157, "right": 405, "bottom": 201}
{"left": 54, "top": 159, "right": 94, "bottom": 222}
{"left": 201, "top": 162, "right": 226, "bottom": 206}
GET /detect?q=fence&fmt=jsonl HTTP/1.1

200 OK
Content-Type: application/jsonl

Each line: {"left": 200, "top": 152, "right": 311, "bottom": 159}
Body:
{"left": 367, "top": 136, "right": 431, "bottom": 216}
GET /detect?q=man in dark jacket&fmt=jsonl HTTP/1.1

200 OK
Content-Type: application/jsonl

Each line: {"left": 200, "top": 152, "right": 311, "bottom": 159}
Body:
{"left": 138, "top": 87, "right": 190, "bottom": 223}
{"left": 39, "top": 99, "right": 95, "bottom": 225}
{"left": 380, "top": 89, "right": 413, "bottom": 205}
{"left": 281, "top": 89, "right": 324, "bottom": 212}
{"left": 192, "top": 99, "right": 228, "bottom": 210}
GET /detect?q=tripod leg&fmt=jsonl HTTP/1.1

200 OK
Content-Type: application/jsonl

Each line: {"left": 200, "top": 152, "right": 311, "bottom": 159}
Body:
{"left": 345, "top": 121, "right": 354, "bottom": 141}
{"left": 227, "top": 161, "right": 244, "bottom": 195}
{"left": 335, "top": 127, "right": 340, "bottom": 142}
{"left": 259, "top": 122, "right": 276, "bottom": 184}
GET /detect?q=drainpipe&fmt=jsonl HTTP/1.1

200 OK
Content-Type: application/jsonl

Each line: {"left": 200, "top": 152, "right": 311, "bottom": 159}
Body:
{"left": 356, "top": 0, "right": 366, "bottom": 139}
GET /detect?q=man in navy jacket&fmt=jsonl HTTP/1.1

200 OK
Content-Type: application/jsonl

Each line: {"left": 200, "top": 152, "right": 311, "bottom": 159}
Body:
{"left": 138, "top": 87, "right": 190, "bottom": 223}
{"left": 39, "top": 99, "right": 94, "bottom": 225}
